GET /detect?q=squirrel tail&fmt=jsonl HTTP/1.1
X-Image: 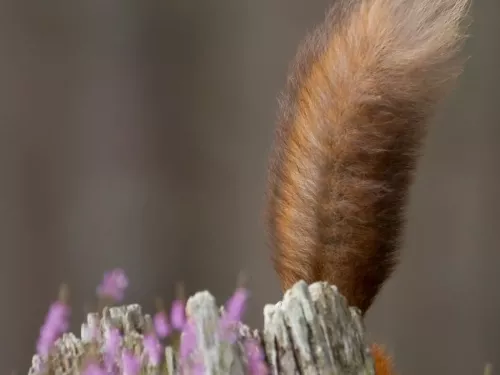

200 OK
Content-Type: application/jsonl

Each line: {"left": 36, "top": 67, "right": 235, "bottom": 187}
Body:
{"left": 267, "top": 0, "right": 470, "bottom": 314}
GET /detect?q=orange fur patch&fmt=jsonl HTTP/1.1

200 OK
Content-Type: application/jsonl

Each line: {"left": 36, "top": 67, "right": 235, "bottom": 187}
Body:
{"left": 371, "top": 343, "right": 395, "bottom": 375}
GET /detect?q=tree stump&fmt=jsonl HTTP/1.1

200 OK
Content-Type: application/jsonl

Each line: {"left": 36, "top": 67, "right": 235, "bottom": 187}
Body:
{"left": 28, "top": 281, "right": 375, "bottom": 375}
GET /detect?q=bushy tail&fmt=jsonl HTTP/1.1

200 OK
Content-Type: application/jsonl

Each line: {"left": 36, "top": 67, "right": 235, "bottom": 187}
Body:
{"left": 267, "top": 0, "right": 471, "bottom": 314}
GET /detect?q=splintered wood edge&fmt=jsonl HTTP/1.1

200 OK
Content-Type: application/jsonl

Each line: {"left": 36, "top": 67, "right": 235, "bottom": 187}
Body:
{"left": 28, "top": 280, "right": 376, "bottom": 375}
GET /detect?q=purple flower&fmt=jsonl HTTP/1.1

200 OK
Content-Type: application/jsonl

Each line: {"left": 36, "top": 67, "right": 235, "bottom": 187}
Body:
{"left": 218, "top": 317, "right": 238, "bottom": 344}
{"left": 82, "top": 362, "right": 107, "bottom": 375}
{"left": 143, "top": 333, "right": 162, "bottom": 366}
{"left": 179, "top": 321, "right": 197, "bottom": 360}
{"left": 191, "top": 362, "right": 206, "bottom": 375}
{"left": 103, "top": 327, "right": 121, "bottom": 368}
{"left": 122, "top": 350, "right": 141, "bottom": 375}
{"left": 178, "top": 324, "right": 204, "bottom": 375}
{"left": 36, "top": 329, "right": 56, "bottom": 357}
{"left": 245, "top": 339, "right": 269, "bottom": 375}
{"left": 249, "top": 361, "right": 269, "bottom": 375}
{"left": 170, "top": 300, "right": 186, "bottom": 330}
{"left": 225, "top": 287, "right": 248, "bottom": 321}
{"left": 245, "top": 339, "right": 263, "bottom": 359}
{"left": 104, "top": 328, "right": 121, "bottom": 355}
{"left": 153, "top": 311, "right": 171, "bottom": 338}
{"left": 217, "top": 287, "right": 249, "bottom": 344}
{"left": 96, "top": 269, "right": 128, "bottom": 302}
{"left": 36, "top": 299, "right": 71, "bottom": 357}
{"left": 47, "top": 302, "right": 70, "bottom": 330}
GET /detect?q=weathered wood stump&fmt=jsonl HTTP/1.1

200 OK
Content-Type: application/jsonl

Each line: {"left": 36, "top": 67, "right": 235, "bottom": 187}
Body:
{"left": 28, "top": 281, "right": 375, "bottom": 374}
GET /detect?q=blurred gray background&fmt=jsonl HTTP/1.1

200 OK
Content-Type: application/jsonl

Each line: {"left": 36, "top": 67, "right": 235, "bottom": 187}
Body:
{"left": 0, "top": 0, "right": 498, "bottom": 374}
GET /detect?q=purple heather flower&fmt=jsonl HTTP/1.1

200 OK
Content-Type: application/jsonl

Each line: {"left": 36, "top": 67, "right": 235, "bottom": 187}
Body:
{"left": 153, "top": 311, "right": 171, "bottom": 338}
{"left": 225, "top": 287, "right": 248, "bottom": 321}
{"left": 103, "top": 327, "right": 121, "bottom": 368}
{"left": 191, "top": 363, "right": 206, "bottom": 375}
{"left": 122, "top": 350, "right": 141, "bottom": 375}
{"left": 96, "top": 268, "right": 128, "bottom": 302}
{"left": 245, "top": 339, "right": 263, "bottom": 359}
{"left": 36, "top": 330, "right": 55, "bottom": 357}
{"left": 218, "top": 317, "right": 238, "bottom": 344}
{"left": 104, "top": 328, "right": 121, "bottom": 355}
{"left": 82, "top": 362, "right": 107, "bottom": 375}
{"left": 179, "top": 321, "right": 197, "bottom": 360}
{"left": 36, "top": 299, "right": 70, "bottom": 357}
{"left": 245, "top": 339, "right": 268, "bottom": 375}
{"left": 170, "top": 299, "right": 186, "bottom": 330}
{"left": 249, "top": 361, "right": 269, "bottom": 375}
{"left": 217, "top": 287, "right": 249, "bottom": 344}
{"left": 143, "top": 333, "right": 162, "bottom": 366}
{"left": 47, "top": 301, "right": 70, "bottom": 330}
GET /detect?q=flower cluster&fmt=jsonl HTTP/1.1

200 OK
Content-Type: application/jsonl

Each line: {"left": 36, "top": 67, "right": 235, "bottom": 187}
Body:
{"left": 97, "top": 269, "right": 129, "bottom": 302}
{"left": 35, "top": 269, "right": 268, "bottom": 375}
{"left": 36, "top": 285, "right": 71, "bottom": 358}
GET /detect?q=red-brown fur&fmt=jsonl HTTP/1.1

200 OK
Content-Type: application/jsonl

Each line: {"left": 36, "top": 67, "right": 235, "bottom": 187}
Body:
{"left": 266, "top": 0, "right": 471, "bottom": 373}
{"left": 371, "top": 344, "right": 395, "bottom": 375}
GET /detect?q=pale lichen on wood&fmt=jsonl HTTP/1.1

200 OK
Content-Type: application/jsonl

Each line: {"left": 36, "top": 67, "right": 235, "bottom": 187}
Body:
{"left": 28, "top": 281, "right": 375, "bottom": 375}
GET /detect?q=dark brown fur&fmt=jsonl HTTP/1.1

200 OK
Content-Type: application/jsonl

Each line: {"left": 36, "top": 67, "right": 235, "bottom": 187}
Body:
{"left": 267, "top": 0, "right": 470, "bottom": 315}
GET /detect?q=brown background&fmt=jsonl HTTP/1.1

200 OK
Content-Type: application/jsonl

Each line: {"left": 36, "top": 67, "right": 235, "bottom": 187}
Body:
{"left": 0, "top": 0, "right": 499, "bottom": 374}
